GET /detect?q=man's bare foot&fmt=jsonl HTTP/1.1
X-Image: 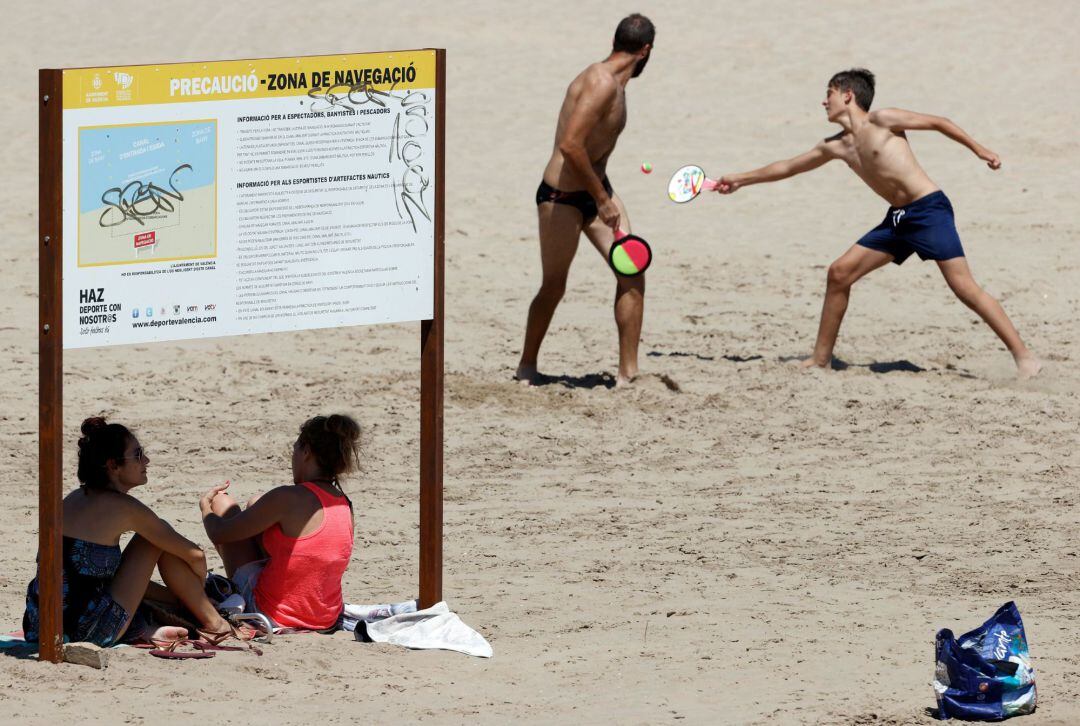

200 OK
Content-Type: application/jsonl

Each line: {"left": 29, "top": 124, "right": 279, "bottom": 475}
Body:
{"left": 1014, "top": 354, "right": 1042, "bottom": 380}
{"left": 514, "top": 364, "right": 540, "bottom": 386}
{"left": 148, "top": 625, "right": 188, "bottom": 644}
{"left": 615, "top": 364, "right": 639, "bottom": 388}
{"left": 798, "top": 356, "right": 828, "bottom": 370}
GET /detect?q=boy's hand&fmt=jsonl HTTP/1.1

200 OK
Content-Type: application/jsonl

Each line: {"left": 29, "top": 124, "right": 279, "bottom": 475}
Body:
{"left": 976, "top": 147, "right": 1002, "bottom": 170}
{"left": 715, "top": 175, "right": 740, "bottom": 194}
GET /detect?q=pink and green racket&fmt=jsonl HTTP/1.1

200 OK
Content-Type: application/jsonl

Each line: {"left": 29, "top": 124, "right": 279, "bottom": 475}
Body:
{"left": 668, "top": 164, "right": 721, "bottom": 203}
{"left": 608, "top": 228, "right": 652, "bottom": 277}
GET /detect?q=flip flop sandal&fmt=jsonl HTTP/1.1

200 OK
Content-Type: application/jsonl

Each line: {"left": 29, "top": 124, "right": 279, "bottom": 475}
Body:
{"left": 149, "top": 647, "right": 215, "bottom": 659}
{"left": 197, "top": 626, "right": 264, "bottom": 656}
{"left": 148, "top": 639, "right": 215, "bottom": 660}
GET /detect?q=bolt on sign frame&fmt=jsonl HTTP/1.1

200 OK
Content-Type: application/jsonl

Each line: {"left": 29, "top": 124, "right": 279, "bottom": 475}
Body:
{"left": 37, "top": 49, "right": 445, "bottom": 663}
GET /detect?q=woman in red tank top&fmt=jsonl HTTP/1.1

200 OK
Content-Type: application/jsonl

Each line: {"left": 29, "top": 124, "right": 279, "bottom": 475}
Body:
{"left": 199, "top": 414, "right": 360, "bottom": 630}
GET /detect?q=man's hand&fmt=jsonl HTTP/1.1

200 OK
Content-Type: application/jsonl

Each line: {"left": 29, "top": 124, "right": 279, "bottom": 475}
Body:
{"left": 976, "top": 146, "right": 1002, "bottom": 170}
{"left": 597, "top": 197, "right": 621, "bottom": 232}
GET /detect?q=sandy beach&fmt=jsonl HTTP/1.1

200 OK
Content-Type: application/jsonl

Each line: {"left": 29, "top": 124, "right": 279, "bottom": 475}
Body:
{"left": 2, "top": 1, "right": 1078, "bottom": 723}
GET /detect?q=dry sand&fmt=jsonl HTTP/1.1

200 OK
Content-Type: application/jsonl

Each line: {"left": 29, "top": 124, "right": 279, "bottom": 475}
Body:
{"left": 2, "top": 1, "right": 1078, "bottom": 723}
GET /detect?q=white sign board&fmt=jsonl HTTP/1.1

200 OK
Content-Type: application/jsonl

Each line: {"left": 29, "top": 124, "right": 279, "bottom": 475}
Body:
{"left": 61, "top": 50, "right": 437, "bottom": 349}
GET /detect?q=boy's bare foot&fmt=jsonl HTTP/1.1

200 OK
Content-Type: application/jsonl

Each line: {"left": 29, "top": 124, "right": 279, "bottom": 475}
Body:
{"left": 514, "top": 364, "right": 540, "bottom": 386}
{"left": 1014, "top": 354, "right": 1042, "bottom": 380}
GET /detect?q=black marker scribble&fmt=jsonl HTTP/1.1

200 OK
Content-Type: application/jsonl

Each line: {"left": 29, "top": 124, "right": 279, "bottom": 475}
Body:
{"left": 307, "top": 80, "right": 406, "bottom": 112}
{"left": 392, "top": 166, "right": 431, "bottom": 233}
{"left": 373, "top": 85, "right": 433, "bottom": 233}
{"left": 98, "top": 164, "right": 193, "bottom": 228}
{"left": 309, "top": 79, "right": 434, "bottom": 234}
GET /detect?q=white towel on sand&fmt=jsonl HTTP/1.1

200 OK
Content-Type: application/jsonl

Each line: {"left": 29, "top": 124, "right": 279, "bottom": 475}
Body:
{"left": 362, "top": 601, "right": 492, "bottom": 658}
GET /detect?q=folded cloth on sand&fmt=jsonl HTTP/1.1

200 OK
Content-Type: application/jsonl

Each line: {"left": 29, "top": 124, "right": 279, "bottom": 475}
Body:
{"left": 339, "top": 600, "right": 418, "bottom": 631}
{"left": 357, "top": 601, "right": 492, "bottom": 658}
{"left": 0, "top": 632, "right": 31, "bottom": 650}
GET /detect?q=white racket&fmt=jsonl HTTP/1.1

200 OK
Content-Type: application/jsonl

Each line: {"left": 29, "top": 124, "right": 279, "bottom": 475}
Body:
{"left": 668, "top": 165, "right": 721, "bottom": 203}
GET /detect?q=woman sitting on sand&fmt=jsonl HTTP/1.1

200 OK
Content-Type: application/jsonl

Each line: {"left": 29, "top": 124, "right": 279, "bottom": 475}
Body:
{"left": 199, "top": 414, "right": 359, "bottom": 630}
{"left": 23, "top": 417, "right": 237, "bottom": 647}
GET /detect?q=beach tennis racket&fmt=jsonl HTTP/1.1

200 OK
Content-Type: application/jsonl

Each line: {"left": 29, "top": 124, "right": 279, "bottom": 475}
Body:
{"left": 668, "top": 165, "right": 721, "bottom": 203}
{"left": 608, "top": 228, "right": 652, "bottom": 277}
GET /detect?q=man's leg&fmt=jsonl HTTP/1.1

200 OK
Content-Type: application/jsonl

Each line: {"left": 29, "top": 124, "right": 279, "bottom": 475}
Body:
{"left": 936, "top": 257, "right": 1041, "bottom": 378}
{"left": 584, "top": 194, "right": 643, "bottom": 385}
{"left": 516, "top": 203, "right": 584, "bottom": 384}
{"left": 804, "top": 244, "right": 894, "bottom": 368}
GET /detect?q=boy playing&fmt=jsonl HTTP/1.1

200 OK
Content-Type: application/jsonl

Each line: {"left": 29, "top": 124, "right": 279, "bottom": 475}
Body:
{"left": 717, "top": 69, "right": 1040, "bottom": 378}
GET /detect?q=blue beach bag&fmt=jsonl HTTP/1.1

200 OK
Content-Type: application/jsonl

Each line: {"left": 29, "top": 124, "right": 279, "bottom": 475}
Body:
{"left": 933, "top": 601, "right": 1036, "bottom": 720}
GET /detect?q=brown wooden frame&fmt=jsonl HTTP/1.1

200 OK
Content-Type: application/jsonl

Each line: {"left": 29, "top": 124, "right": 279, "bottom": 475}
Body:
{"left": 38, "top": 69, "right": 65, "bottom": 664}
{"left": 36, "top": 51, "right": 444, "bottom": 663}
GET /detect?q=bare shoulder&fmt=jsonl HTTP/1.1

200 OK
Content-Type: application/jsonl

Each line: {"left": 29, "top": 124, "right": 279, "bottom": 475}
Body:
{"left": 259, "top": 484, "right": 307, "bottom": 507}
{"left": 868, "top": 107, "right": 908, "bottom": 129}
{"left": 100, "top": 489, "right": 147, "bottom": 512}
{"left": 100, "top": 490, "right": 158, "bottom": 526}
{"left": 819, "top": 132, "right": 847, "bottom": 156}
{"left": 578, "top": 63, "right": 618, "bottom": 98}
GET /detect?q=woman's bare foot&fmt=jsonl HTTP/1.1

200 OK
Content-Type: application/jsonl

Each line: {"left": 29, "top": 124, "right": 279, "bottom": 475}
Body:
{"left": 1014, "top": 354, "right": 1042, "bottom": 380}
{"left": 514, "top": 364, "right": 540, "bottom": 386}
{"left": 149, "top": 625, "right": 188, "bottom": 644}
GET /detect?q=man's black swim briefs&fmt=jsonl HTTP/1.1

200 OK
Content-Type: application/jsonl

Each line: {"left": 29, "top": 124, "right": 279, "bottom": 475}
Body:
{"left": 535, "top": 176, "right": 614, "bottom": 224}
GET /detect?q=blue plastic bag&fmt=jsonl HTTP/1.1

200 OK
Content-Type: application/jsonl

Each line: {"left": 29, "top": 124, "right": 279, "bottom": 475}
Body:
{"left": 934, "top": 602, "right": 1036, "bottom": 720}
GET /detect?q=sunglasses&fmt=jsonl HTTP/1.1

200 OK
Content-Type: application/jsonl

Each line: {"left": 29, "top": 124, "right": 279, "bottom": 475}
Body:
{"left": 121, "top": 446, "right": 148, "bottom": 462}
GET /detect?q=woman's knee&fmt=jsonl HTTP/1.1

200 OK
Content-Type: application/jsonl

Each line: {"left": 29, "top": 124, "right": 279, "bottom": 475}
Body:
{"left": 211, "top": 492, "right": 242, "bottom": 517}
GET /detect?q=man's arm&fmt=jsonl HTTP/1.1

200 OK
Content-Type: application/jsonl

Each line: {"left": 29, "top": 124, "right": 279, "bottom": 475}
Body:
{"left": 716, "top": 140, "right": 834, "bottom": 194}
{"left": 558, "top": 71, "right": 620, "bottom": 229}
{"left": 870, "top": 108, "right": 1001, "bottom": 169}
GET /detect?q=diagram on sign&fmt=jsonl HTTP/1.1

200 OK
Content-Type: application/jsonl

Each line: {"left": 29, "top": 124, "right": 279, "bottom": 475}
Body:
{"left": 77, "top": 120, "right": 217, "bottom": 266}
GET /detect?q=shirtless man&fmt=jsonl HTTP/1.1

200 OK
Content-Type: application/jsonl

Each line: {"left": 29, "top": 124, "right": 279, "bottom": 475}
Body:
{"left": 717, "top": 68, "right": 1040, "bottom": 378}
{"left": 515, "top": 14, "right": 655, "bottom": 387}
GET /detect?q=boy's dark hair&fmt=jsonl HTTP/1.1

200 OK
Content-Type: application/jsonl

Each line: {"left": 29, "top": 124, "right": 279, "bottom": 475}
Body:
{"left": 828, "top": 68, "right": 875, "bottom": 111}
{"left": 613, "top": 13, "right": 655, "bottom": 53}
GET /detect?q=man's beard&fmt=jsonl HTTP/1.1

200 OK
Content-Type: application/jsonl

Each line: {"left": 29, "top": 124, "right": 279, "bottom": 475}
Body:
{"left": 632, "top": 52, "right": 650, "bottom": 78}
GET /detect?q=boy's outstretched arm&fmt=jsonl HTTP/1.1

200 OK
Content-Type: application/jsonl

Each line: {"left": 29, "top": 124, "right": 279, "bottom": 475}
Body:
{"left": 871, "top": 108, "right": 1002, "bottom": 169}
{"left": 716, "top": 141, "right": 833, "bottom": 194}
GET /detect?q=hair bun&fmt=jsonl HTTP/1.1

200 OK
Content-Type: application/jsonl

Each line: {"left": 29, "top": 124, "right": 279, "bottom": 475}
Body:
{"left": 80, "top": 416, "right": 108, "bottom": 437}
{"left": 76, "top": 417, "right": 133, "bottom": 490}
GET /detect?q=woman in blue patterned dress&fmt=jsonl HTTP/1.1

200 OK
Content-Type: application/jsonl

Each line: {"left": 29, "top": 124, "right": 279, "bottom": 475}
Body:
{"left": 23, "top": 417, "right": 233, "bottom": 646}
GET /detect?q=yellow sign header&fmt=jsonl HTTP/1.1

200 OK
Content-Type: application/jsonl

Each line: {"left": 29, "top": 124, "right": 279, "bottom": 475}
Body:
{"left": 62, "top": 49, "right": 436, "bottom": 110}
